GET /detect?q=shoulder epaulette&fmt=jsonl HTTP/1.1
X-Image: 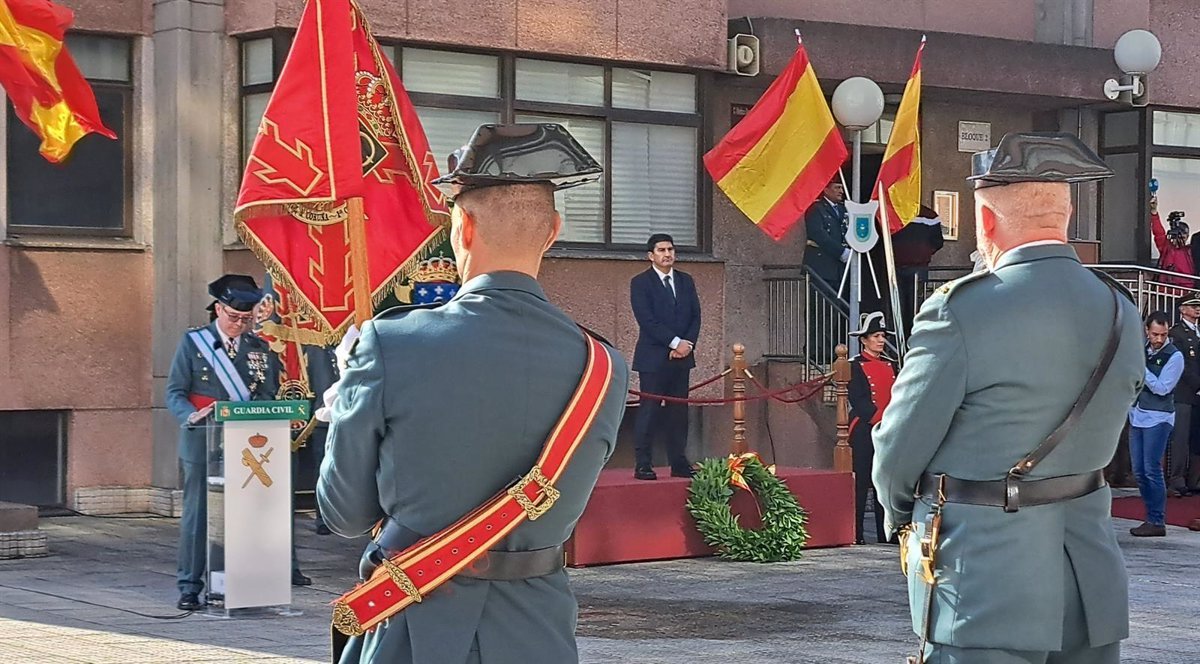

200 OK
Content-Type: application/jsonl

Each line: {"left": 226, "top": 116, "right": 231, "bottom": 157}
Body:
{"left": 1088, "top": 268, "right": 1136, "bottom": 304}
{"left": 934, "top": 269, "right": 991, "bottom": 299}
{"left": 373, "top": 300, "right": 446, "bottom": 320}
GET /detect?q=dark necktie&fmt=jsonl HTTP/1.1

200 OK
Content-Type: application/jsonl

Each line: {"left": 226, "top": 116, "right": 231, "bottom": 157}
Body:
{"left": 664, "top": 275, "right": 676, "bottom": 302}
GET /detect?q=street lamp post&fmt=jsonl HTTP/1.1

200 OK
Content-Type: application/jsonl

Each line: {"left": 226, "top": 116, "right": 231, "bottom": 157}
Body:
{"left": 831, "top": 77, "right": 884, "bottom": 355}
{"left": 1104, "top": 29, "right": 1162, "bottom": 107}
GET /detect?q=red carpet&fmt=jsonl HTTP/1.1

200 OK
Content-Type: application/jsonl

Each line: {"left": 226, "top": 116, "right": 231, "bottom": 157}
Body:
{"left": 565, "top": 466, "right": 855, "bottom": 567}
{"left": 1111, "top": 494, "right": 1200, "bottom": 527}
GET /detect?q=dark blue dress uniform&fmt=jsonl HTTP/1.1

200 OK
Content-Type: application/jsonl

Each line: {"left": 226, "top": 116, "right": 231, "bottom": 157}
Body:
{"left": 165, "top": 275, "right": 279, "bottom": 611}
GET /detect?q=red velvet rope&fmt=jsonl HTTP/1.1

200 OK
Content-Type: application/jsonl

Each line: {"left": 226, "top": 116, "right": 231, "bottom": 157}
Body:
{"left": 626, "top": 372, "right": 830, "bottom": 407}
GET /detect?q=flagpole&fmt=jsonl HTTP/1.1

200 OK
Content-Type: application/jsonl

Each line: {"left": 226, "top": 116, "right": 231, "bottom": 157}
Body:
{"left": 347, "top": 197, "right": 373, "bottom": 326}
{"left": 876, "top": 183, "right": 907, "bottom": 363}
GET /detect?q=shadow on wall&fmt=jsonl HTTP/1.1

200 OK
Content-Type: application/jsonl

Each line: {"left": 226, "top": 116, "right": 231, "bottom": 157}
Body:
{"left": 10, "top": 250, "right": 60, "bottom": 321}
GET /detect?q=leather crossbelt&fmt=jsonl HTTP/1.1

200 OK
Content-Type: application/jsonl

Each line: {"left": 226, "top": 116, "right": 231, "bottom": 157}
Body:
{"left": 330, "top": 332, "right": 614, "bottom": 639}
{"left": 918, "top": 470, "right": 1105, "bottom": 511}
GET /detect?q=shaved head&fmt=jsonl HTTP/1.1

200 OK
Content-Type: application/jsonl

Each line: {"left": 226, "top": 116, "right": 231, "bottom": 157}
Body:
{"left": 449, "top": 183, "right": 562, "bottom": 282}
{"left": 454, "top": 184, "right": 558, "bottom": 252}
{"left": 976, "top": 182, "right": 1071, "bottom": 232}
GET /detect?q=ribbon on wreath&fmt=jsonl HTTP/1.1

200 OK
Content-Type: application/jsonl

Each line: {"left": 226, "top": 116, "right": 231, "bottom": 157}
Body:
{"left": 726, "top": 452, "right": 777, "bottom": 492}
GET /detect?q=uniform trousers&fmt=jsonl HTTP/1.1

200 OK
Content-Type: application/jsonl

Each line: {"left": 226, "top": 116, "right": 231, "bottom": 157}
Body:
{"left": 1166, "top": 403, "right": 1192, "bottom": 492}
{"left": 852, "top": 429, "right": 886, "bottom": 543}
{"left": 923, "top": 551, "right": 1120, "bottom": 663}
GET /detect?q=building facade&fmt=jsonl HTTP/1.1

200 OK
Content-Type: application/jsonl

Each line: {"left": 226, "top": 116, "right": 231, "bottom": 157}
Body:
{"left": 1, "top": 0, "right": 1195, "bottom": 509}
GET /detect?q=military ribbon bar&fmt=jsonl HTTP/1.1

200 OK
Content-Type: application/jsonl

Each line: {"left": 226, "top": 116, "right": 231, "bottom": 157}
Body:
{"left": 331, "top": 332, "right": 615, "bottom": 637}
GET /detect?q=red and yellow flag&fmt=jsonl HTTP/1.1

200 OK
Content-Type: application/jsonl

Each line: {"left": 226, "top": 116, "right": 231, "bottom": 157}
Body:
{"left": 234, "top": 0, "right": 449, "bottom": 341}
{"left": 704, "top": 39, "right": 848, "bottom": 241}
{"left": 0, "top": 0, "right": 115, "bottom": 162}
{"left": 874, "top": 37, "right": 924, "bottom": 233}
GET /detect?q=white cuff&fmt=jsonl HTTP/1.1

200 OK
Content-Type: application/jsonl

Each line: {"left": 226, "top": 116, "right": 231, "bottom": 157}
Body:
{"left": 669, "top": 337, "right": 681, "bottom": 350}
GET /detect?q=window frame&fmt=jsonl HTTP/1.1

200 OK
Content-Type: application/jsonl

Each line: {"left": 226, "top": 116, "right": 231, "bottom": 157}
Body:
{"left": 236, "top": 36, "right": 707, "bottom": 252}
{"left": 6, "top": 35, "right": 135, "bottom": 238}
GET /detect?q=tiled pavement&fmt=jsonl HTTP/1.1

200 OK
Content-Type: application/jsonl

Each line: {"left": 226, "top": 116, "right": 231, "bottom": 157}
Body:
{"left": 0, "top": 511, "right": 1197, "bottom": 663}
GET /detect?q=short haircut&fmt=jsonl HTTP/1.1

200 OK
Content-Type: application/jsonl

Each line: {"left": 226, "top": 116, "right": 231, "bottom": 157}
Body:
{"left": 1146, "top": 310, "right": 1171, "bottom": 328}
{"left": 975, "top": 182, "right": 1071, "bottom": 232}
{"left": 646, "top": 233, "right": 674, "bottom": 252}
{"left": 454, "top": 183, "right": 557, "bottom": 250}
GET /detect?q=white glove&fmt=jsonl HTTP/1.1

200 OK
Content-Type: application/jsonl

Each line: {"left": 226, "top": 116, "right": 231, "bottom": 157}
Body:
{"left": 314, "top": 382, "right": 341, "bottom": 423}
{"left": 334, "top": 324, "right": 362, "bottom": 372}
{"left": 186, "top": 404, "right": 215, "bottom": 425}
{"left": 840, "top": 248, "right": 852, "bottom": 262}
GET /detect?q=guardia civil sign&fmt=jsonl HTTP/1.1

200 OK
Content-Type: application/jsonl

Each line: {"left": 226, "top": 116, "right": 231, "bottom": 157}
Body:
{"left": 214, "top": 400, "right": 310, "bottom": 422}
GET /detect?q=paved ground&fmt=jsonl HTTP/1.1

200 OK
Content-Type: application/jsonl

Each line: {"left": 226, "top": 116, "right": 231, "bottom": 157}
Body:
{"left": 0, "top": 510, "right": 1197, "bottom": 663}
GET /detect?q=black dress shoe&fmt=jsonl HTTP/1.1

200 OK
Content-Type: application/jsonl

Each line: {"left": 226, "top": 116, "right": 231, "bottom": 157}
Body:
{"left": 670, "top": 466, "right": 695, "bottom": 479}
{"left": 315, "top": 523, "right": 332, "bottom": 536}
{"left": 177, "top": 593, "right": 204, "bottom": 611}
{"left": 633, "top": 467, "right": 658, "bottom": 481}
{"left": 292, "top": 570, "right": 313, "bottom": 586}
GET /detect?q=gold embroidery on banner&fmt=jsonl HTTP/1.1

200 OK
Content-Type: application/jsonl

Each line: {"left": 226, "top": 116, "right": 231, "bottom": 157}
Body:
{"left": 286, "top": 201, "right": 348, "bottom": 226}
{"left": 248, "top": 118, "right": 327, "bottom": 196}
{"left": 308, "top": 224, "right": 354, "bottom": 313}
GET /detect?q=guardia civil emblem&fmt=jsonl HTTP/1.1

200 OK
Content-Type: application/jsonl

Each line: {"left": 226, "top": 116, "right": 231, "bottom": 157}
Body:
{"left": 843, "top": 199, "right": 880, "bottom": 253}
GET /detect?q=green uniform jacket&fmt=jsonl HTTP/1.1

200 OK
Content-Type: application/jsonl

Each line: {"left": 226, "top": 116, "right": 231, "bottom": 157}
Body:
{"left": 872, "top": 244, "right": 1144, "bottom": 651}
{"left": 318, "top": 271, "right": 629, "bottom": 664}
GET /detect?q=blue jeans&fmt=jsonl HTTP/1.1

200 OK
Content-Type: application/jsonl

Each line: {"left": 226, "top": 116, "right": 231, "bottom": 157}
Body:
{"left": 1129, "top": 422, "right": 1171, "bottom": 526}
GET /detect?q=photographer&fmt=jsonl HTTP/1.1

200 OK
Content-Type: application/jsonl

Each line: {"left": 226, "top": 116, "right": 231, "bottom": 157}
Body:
{"left": 1151, "top": 195, "right": 1196, "bottom": 291}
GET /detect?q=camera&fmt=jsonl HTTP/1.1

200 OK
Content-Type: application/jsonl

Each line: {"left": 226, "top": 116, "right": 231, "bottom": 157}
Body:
{"left": 1166, "top": 210, "right": 1189, "bottom": 242}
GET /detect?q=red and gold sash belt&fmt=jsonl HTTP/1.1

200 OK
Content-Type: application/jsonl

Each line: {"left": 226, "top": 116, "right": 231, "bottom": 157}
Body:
{"left": 331, "top": 333, "right": 614, "bottom": 637}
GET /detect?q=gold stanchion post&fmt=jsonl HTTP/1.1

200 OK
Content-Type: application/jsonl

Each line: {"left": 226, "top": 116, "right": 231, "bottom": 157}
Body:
{"left": 731, "top": 343, "right": 748, "bottom": 455}
{"left": 832, "top": 344, "right": 853, "bottom": 472}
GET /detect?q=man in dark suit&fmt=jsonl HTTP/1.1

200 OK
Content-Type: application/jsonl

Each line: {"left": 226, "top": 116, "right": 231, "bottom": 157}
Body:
{"left": 803, "top": 180, "right": 849, "bottom": 289}
{"left": 630, "top": 233, "right": 701, "bottom": 481}
{"left": 1168, "top": 292, "right": 1200, "bottom": 496}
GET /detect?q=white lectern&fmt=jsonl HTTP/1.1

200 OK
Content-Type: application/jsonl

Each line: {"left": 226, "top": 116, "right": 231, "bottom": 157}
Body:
{"left": 205, "top": 400, "right": 309, "bottom": 616}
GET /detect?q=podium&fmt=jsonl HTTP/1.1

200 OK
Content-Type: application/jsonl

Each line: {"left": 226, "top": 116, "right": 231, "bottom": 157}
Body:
{"left": 204, "top": 400, "right": 309, "bottom": 616}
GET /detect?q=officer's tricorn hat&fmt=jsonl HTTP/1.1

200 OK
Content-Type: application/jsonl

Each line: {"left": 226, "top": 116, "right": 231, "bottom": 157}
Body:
{"left": 207, "top": 274, "right": 263, "bottom": 313}
{"left": 430, "top": 123, "right": 603, "bottom": 201}
{"left": 967, "top": 132, "right": 1113, "bottom": 189}
{"left": 849, "top": 311, "right": 892, "bottom": 337}
{"left": 1181, "top": 291, "right": 1200, "bottom": 307}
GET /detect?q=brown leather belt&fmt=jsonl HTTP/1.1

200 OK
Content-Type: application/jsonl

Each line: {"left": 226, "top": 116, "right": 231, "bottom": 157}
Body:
{"left": 918, "top": 470, "right": 1106, "bottom": 512}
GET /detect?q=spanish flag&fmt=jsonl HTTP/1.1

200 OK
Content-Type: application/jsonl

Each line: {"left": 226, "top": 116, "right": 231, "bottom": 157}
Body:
{"left": 0, "top": 0, "right": 115, "bottom": 162}
{"left": 874, "top": 37, "right": 924, "bottom": 233}
{"left": 704, "top": 38, "right": 848, "bottom": 241}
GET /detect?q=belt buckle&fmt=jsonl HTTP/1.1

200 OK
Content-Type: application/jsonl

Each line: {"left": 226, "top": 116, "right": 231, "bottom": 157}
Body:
{"left": 1003, "top": 471, "right": 1021, "bottom": 513}
{"left": 506, "top": 466, "right": 560, "bottom": 521}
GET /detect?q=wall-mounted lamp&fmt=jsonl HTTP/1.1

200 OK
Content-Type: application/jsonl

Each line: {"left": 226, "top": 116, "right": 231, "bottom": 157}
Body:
{"left": 1103, "top": 29, "right": 1161, "bottom": 107}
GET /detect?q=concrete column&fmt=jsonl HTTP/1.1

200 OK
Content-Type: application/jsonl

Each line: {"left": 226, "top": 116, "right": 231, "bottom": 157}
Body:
{"left": 151, "top": 0, "right": 227, "bottom": 488}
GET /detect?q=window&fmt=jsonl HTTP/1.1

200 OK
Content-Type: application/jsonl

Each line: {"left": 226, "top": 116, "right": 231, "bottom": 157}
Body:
{"left": 404, "top": 51, "right": 702, "bottom": 249}
{"left": 0, "top": 411, "right": 67, "bottom": 507}
{"left": 237, "top": 41, "right": 704, "bottom": 250}
{"left": 6, "top": 35, "right": 132, "bottom": 237}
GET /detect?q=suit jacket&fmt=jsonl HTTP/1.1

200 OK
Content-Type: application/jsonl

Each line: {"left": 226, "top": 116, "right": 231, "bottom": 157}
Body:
{"left": 1168, "top": 321, "right": 1200, "bottom": 405}
{"left": 872, "top": 244, "right": 1144, "bottom": 651}
{"left": 165, "top": 322, "right": 279, "bottom": 464}
{"left": 630, "top": 267, "right": 701, "bottom": 373}
{"left": 318, "top": 271, "right": 629, "bottom": 664}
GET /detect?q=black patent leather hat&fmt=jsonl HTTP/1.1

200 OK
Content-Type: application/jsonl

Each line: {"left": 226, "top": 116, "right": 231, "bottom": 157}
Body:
{"left": 207, "top": 274, "right": 263, "bottom": 312}
{"left": 968, "top": 132, "right": 1113, "bottom": 189}
{"left": 431, "top": 124, "right": 603, "bottom": 200}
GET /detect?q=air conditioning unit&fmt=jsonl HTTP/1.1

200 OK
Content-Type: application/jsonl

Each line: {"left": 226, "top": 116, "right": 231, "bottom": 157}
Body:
{"left": 727, "top": 34, "right": 760, "bottom": 77}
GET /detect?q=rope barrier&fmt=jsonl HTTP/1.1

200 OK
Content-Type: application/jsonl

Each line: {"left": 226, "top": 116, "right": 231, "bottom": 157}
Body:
{"left": 626, "top": 371, "right": 829, "bottom": 407}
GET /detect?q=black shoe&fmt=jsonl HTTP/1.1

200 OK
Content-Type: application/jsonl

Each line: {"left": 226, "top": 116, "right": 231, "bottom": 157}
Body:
{"left": 1129, "top": 521, "right": 1166, "bottom": 537}
{"left": 633, "top": 466, "right": 657, "bottom": 481}
{"left": 315, "top": 523, "right": 331, "bottom": 536}
{"left": 292, "top": 570, "right": 312, "bottom": 586}
{"left": 670, "top": 466, "right": 695, "bottom": 479}
{"left": 177, "top": 593, "right": 203, "bottom": 611}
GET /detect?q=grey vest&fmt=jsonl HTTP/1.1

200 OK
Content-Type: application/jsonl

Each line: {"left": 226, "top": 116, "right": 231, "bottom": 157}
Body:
{"left": 1137, "top": 342, "right": 1179, "bottom": 413}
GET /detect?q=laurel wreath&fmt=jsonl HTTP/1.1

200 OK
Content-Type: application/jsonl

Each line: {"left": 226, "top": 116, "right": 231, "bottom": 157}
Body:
{"left": 685, "top": 455, "right": 809, "bottom": 563}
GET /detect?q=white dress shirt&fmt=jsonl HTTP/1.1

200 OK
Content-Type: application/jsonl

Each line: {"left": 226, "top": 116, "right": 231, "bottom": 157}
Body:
{"left": 651, "top": 266, "right": 682, "bottom": 350}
